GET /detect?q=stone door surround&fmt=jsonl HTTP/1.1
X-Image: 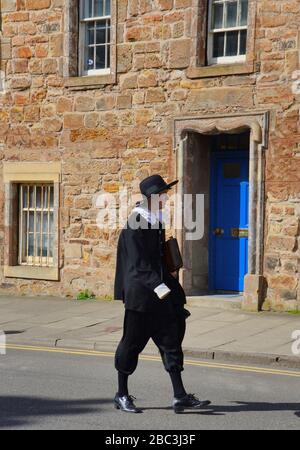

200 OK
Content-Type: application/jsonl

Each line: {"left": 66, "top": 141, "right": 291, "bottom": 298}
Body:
{"left": 174, "top": 111, "right": 270, "bottom": 311}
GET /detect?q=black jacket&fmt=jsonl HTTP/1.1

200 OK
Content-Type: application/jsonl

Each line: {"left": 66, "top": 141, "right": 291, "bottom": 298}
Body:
{"left": 114, "top": 211, "right": 186, "bottom": 313}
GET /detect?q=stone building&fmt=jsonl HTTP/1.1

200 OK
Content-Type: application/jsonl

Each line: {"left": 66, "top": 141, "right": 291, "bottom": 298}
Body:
{"left": 0, "top": 0, "right": 299, "bottom": 311}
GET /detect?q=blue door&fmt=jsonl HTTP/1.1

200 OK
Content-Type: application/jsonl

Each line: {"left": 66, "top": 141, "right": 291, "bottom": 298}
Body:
{"left": 209, "top": 151, "right": 249, "bottom": 292}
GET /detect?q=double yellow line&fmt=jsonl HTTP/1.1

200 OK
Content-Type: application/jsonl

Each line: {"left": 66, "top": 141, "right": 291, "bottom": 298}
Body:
{"left": 1, "top": 343, "right": 300, "bottom": 378}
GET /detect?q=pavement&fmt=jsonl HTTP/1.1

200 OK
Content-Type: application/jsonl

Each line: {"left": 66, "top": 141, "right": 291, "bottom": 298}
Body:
{"left": 0, "top": 295, "right": 300, "bottom": 369}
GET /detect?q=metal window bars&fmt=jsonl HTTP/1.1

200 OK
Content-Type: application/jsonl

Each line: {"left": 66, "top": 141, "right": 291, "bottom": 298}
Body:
{"left": 19, "top": 184, "right": 54, "bottom": 267}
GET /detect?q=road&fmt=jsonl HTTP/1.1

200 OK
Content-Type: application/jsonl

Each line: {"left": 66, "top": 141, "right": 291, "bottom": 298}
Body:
{"left": 0, "top": 345, "right": 299, "bottom": 430}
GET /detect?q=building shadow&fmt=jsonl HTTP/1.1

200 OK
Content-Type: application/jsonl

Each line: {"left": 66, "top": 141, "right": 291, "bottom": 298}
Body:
{"left": 0, "top": 396, "right": 113, "bottom": 428}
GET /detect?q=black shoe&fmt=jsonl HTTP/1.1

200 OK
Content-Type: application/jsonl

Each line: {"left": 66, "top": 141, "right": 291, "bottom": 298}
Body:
{"left": 114, "top": 394, "right": 142, "bottom": 413}
{"left": 173, "top": 393, "right": 211, "bottom": 414}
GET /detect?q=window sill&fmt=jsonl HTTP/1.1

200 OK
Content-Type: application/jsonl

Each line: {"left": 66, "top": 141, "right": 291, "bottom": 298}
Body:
{"left": 4, "top": 266, "right": 59, "bottom": 281}
{"left": 187, "top": 61, "right": 257, "bottom": 79}
{"left": 65, "top": 73, "right": 116, "bottom": 90}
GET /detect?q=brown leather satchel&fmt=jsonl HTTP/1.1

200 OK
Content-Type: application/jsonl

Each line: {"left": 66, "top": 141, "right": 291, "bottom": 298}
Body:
{"left": 163, "top": 236, "right": 183, "bottom": 272}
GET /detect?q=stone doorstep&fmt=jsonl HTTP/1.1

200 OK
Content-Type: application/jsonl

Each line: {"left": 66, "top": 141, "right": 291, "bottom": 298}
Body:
{"left": 187, "top": 295, "right": 243, "bottom": 310}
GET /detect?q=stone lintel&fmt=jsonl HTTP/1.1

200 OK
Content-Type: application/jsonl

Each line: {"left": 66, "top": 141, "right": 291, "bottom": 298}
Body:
{"left": 3, "top": 162, "right": 61, "bottom": 183}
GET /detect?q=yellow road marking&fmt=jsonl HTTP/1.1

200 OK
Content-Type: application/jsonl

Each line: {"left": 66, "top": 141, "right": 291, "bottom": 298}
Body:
{"left": 1, "top": 344, "right": 300, "bottom": 378}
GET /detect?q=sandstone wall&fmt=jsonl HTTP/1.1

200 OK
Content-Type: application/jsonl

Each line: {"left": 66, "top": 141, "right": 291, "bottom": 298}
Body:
{"left": 0, "top": 0, "right": 299, "bottom": 309}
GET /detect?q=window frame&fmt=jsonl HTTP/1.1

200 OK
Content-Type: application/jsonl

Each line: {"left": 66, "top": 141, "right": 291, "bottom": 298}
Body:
{"left": 3, "top": 163, "right": 61, "bottom": 281}
{"left": 207, "top": 0, "right": 249, "bottom": 65}
{"left": 64, "top": 0, "right": 117, "bottom": 89}
{"left": 187, "top": 0, "right": 256, "bottom": 79}
{"left": 78, "top": 0, "right": 112, "bottom": 77}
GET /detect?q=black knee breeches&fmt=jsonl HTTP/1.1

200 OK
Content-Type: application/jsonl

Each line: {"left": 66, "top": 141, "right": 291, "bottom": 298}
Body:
{"left": 115, "top": 309, "right": 186, "bottom": 376}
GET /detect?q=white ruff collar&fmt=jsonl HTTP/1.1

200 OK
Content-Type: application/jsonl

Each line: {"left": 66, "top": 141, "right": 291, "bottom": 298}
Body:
{"left": 132, "top": 205, "right": 163, "bottom": 225}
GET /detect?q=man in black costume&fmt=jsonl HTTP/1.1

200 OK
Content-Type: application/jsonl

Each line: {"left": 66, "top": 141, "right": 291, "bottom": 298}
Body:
{"left": 114, "top": 174, "right": 211, "bottom": 413}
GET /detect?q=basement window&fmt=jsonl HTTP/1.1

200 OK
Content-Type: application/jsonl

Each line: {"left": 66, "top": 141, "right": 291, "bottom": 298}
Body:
{"left": 3, "top": 163, "right": 60, "bottom": 281}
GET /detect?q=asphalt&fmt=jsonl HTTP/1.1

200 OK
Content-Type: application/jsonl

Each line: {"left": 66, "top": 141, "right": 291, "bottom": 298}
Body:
{"left": 0, "top": 347, "right": 300, "bottom": 430}
{"left": 0, "top": 295, "right": 300, "bottom": 369}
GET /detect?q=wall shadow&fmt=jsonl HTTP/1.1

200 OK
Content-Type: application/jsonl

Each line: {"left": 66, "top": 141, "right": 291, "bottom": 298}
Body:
{"left": 0, "top": 396, "right": 113, "bottom": 428}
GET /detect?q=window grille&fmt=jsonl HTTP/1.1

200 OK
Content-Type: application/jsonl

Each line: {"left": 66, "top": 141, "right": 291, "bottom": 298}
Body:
{"left": 19, "top": 184, "right": 55, "bottom": 267}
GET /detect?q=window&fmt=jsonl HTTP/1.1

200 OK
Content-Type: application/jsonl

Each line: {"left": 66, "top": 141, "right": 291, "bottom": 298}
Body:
{"left": 3, "top": 163, "right": 60, "bottom": 281}
{"left": 19, "top": 184, "right": 55, "bottom": 267}
{"left": 79, "top": 0, "right": 111, "bottom": 76}
{"left": 208, "top": 0, "right": 249, "bottom": 65}
{"left": 65, "top": 0, "right": 117, "bottom": 89}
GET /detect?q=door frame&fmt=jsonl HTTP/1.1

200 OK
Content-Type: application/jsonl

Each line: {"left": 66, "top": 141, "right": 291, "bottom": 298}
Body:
{"left": 174, "top": 111, "right": 269, "bottom": 310}
{"left": 209, "top": 150, "right": 249, "bottom": 292}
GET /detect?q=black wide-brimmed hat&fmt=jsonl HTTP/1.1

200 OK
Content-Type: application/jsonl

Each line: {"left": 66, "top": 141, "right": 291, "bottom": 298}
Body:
{"left": 139, "top": 174, "right": 178, "bottom": 198}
